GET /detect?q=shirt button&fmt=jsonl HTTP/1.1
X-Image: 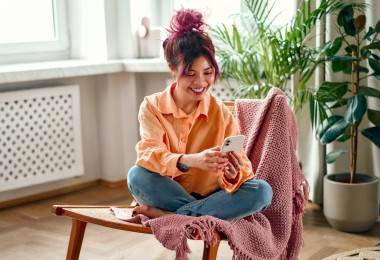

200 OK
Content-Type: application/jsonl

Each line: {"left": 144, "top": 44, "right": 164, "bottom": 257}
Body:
{"left": 181, "top": 138, "right": 186, "bottom": 142}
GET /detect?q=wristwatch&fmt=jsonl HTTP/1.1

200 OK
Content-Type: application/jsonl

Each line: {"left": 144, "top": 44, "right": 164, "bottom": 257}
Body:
{"left": 177, "top": 162, "right": 192, "bottom": 172}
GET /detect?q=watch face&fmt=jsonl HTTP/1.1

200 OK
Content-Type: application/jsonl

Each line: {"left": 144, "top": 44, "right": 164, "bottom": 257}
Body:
{"left": 177, "top": 162, "right": 191, "bottom": 172}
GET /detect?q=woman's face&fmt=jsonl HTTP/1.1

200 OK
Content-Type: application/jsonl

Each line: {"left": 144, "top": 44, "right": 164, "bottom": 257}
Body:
{"left": 174, "top": 56, "right": 215, "bottom": 102}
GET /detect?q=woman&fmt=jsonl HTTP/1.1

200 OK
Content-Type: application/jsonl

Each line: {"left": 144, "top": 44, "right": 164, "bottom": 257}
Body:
{"left": 127, "top": 8, "right": 272, "bottom": 220}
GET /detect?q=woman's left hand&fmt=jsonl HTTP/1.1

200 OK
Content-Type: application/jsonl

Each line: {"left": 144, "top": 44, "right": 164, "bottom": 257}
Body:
{"left": 223, "top": 151, "right": 243, "bottom": 180}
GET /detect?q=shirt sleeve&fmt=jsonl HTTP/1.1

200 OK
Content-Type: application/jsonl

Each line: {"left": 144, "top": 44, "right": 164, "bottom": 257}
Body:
{"left": 135, "top": 99, "right": 183, "bottom": 177}
{"left": 217, "top": 107, "right": 255, "bottom": 193}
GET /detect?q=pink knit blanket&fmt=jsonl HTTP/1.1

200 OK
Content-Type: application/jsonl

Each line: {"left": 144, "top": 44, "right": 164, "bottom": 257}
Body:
{"left": 117, "top": 88, "right": 309, "bottom": 259}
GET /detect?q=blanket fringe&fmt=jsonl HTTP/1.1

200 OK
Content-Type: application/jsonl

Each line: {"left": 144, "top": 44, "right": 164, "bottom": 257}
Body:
{"left": 232, "top": 249, "right": 253, "bottom": 260}
{"left": 294, "top": 180, "right": 310, "bottom": 221}
{"left": 174, "top": 218, "right": 219, "bottom": 260}
{"left": 197, "top": 219, "right": 218, "bottom": 246}
{"left": 175, "top": 231, "right": 191, "bottom": 260}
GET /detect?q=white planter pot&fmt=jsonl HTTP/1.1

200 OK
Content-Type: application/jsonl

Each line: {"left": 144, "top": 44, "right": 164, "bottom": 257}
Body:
{"left": 323, "top": 173, "right": 379, "bottom": 233}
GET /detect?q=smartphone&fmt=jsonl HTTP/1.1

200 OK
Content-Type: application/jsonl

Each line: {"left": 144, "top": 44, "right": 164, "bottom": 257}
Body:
{"left": 221, "top": 135, "right": 245, "bottom": 153}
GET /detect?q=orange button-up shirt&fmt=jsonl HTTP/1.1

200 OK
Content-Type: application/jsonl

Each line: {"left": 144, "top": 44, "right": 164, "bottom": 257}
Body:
{"left": 136, "top": 83, "right": 254, "bottom": 196}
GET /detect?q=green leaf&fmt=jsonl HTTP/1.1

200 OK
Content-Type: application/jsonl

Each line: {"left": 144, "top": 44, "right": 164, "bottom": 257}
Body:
{"left": 369, "top": 58, "right": 380, "bottom": 73}
{"left": 344, "top": 44, "right": 357, "bottom": 54}
{"left": 375, "top": 20, "right": 380, "bottom": 33}
{"left": 368, "top": 109, "right": 380, "bottom": 127}
{"left": 345, "top": 94, "right": 368, "bottom": 124}
{"left": 337, "top": 6, "right": 354, "bottom": 27}
{"left": 362, "top": 42, "right": 380, "bottom": 51}
{"left": 336, "top": 126, "right": 351, "bottom": 142}
{"left": 327, "top": 55, "right": 361, "bottom": 61}
{"left": 345, "top": 63, "right": 367, "bottom": 74}
{"left": 342, "top": 8, "right": 356, "bottom": 36}
{"left": 309, "top": 94, "right": 316, "bottom": 129}
{"left": 316, "top": 115, "right": 344, "bottom": 140}
{"left": 330, "top": 98, "right": 347, "bottom": 109}
{"left": 326, "top": 150, "right": 349, "bottom": 163}
{"left": 232, "top": 25, "right": 242, "bottom": 53}
{"left": 363, "top": 26, "right": 376, "bottom": 41}
{"left": 332, "top": 59, "right": 350, "bottom": 72}
{"left": 362, "top": 127, "right": 380, "bottom": 149}
{"left": 371, "top": 72, "right": 380, "bottom": 80}
{"left": 358, "top": 66, "right": 369, "bottom": 73}
{"left": 372, "top": 53, "right": 380, "bottom": 61}
{"left": 320, "top": 118, "right": 349, "bottom": 144}
{"left": 360, "top": 48, "right": 371, "bottom": 59}
{"left": 327, "top": 37, "right": 343, "bottom": 56}
{"left": 359, "top": 86, "right": 380, "bottom": 98}
{"left": 316, "top": 81, "right": 348, "bottom": 103}
{"left": 343, "top": 64, "right": 353, "bottom": 75}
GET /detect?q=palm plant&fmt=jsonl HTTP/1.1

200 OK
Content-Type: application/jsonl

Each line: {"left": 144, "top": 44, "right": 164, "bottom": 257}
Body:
{"left": 311, "top": 4, "right": 380, "bottom": 183}
{"left": 212, "top": 0, "right": 367, "bottom": 111}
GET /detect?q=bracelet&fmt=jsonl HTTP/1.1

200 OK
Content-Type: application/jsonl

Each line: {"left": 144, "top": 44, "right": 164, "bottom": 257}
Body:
{"left": 177, "top": 162, "right": 192, "bottom": 172}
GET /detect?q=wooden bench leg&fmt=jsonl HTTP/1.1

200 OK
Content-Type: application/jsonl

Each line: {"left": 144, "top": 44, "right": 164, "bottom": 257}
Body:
{"left": 67, "top": 219, "right": 87, "bottom": 260}
{"left": 202, "top": 240, "right": 220, "bottom": 260}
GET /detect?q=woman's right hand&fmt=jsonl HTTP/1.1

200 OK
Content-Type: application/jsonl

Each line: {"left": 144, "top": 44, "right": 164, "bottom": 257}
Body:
{"left": 179, "top": 147, "right": 228, "bottom": 172}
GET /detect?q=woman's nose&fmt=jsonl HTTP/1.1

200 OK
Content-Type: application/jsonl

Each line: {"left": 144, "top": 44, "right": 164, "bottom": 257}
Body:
{"left": 193, "top": 74, "right": 207, "bottom": 87}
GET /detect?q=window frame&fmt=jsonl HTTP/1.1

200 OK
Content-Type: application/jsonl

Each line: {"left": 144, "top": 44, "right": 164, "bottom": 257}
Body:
{"left": 0, "top": 0, "right": 69, "bottom": 57}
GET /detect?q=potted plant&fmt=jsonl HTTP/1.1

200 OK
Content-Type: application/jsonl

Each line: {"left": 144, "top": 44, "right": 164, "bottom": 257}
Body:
{"left": 311, "top": 4, "right": 380, "bottom": 232}
{"left": 211, "top": 0, "right": 357, "bottom": 111}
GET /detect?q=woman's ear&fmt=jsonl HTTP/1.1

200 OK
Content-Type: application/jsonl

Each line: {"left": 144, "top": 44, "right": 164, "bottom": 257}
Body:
{"left": 168, "top": 62, "right": 175, "bottom": 72}
{"left": 168, "top": 63, "right": 177, "bottom": 79}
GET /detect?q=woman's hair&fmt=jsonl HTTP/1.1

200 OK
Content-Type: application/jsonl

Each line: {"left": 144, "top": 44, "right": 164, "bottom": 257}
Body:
{"left": 163, "top": 8, "right": 220, "bottom": 82}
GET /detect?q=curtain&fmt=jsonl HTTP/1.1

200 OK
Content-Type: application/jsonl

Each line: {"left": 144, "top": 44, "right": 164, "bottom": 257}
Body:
{"left": 364, "top": 0, "right": 380, "bottom": 204}
{"left": 296, "top": 0, "right": 325, "bottom": 204}
{"left": 296, "top": 0, "right": 380, "bottom": 204}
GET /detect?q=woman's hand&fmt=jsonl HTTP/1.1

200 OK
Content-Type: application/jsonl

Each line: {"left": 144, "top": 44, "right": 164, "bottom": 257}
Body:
{"left": 179, "top": 147, "right": 228, "bottom": 172}
{"left": 223, "top": 151, "right": 244, "bottom": 180}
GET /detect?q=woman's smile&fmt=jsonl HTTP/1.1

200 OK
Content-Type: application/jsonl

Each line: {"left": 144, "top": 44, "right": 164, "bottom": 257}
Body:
{"left": 190, "top": 87, "right": 206, "bottom": 95}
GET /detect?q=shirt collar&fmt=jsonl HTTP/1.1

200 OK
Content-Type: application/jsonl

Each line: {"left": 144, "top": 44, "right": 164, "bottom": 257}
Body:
{"left": 157, "top": 82, "right": 210, "bottom": 119}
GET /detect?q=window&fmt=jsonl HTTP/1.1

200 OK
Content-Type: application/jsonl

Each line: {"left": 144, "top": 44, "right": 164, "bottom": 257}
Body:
{"left": 173, "top": 0, "right": 295, "bottom": 31}
{"left": 268, "top": 0, "right": 295, "bottom": 28}
{"left": 173, "top": 0, "right": 241, "bottom": 27}
{"left": 0, "top": 0, "right": 68, "bottom": 57}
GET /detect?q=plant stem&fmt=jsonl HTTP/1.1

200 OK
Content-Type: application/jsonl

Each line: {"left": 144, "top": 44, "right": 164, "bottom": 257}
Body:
{"left": 350, "top": 35, "right": 360, "bottom": 184}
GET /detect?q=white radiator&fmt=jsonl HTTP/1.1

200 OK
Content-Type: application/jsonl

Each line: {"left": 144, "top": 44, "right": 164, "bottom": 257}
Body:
{"left": 0, "top": 85, "right": 84, "bottom": 192}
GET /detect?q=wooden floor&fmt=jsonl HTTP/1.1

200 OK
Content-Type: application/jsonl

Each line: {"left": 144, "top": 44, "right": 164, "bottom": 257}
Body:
{"left": 0, "top": 184, "right": 379, "bottom": 260}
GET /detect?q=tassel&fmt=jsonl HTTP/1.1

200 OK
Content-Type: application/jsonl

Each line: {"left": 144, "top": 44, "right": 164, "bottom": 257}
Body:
{"left": 188, "top": 218, "right": 218, "bottom": 247}
{"left": 174, "top": 231, "right": 191, "bottom": 260}
{"left": 293, "top": 180, "right": 310, "bottom": 221}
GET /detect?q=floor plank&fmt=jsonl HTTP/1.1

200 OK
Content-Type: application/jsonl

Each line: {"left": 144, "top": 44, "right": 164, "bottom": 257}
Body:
{"left": 0, "top": 184, "right": 379, "bottom": 260}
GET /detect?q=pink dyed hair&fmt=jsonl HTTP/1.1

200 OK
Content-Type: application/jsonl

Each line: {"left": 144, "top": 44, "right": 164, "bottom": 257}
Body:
{"left": 163, "top": 8, "right": 220, "bottom": 82}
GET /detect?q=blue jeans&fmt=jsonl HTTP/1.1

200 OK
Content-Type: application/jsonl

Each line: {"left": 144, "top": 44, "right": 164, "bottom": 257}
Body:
{"left": 127, "top": 165, "right": 273, "bottom": 220}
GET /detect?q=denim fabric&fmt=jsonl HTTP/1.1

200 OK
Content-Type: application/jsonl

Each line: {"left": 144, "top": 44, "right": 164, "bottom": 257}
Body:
{"left": 127, "top": 165, "right": 273, "bottom": 220}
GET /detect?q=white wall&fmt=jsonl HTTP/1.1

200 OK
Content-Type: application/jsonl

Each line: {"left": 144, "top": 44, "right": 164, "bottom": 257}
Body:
{"left": 0, "top": 0, "right": 175, "bottom": 203}
{"left": 0, "top": 70, "right": 171, "bottom": 203}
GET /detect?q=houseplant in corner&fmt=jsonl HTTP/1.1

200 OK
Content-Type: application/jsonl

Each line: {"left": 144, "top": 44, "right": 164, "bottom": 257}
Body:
{"left": 311, "top": 3, "right": 380, "bottom": 232}
{"left": 211, "top": 0, "right": 353, "bottom": 111}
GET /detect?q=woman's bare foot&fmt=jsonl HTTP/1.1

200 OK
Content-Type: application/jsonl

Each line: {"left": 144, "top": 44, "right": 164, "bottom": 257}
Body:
{"left": 132, "top": 205, "right": 173, "bottom": 219}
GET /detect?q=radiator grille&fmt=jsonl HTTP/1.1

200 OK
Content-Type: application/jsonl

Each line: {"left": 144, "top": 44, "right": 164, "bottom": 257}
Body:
{"left": 0, "top": 85, "right": 84, "bottom": 191}
{"left": 210, "top": 85, "right": 236, "bottom": 101}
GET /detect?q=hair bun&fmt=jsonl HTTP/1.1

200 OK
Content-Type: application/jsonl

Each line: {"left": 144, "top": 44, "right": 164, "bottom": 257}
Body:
{"left": 167, "top": 8, "right": 208, "bottom": 38}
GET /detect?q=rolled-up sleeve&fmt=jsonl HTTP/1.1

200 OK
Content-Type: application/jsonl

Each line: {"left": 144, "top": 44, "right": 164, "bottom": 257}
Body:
{"left": 136, "top": 100, "right": 184, "bottom": 177}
